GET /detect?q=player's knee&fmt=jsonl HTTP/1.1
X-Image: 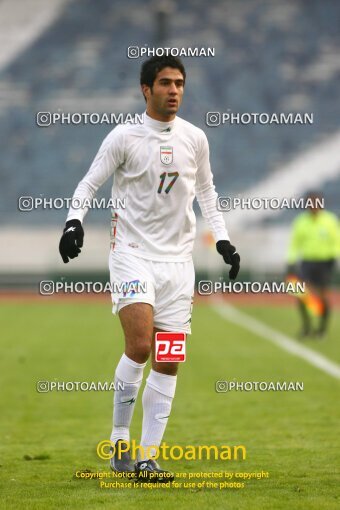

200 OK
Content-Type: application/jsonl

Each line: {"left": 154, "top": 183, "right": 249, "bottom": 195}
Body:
{"left": 152, "top": 361, "right": 179, "bottom": 376}
{"left": 126, "top": 337, "right": 152, "bottom": 363}
{"left": 137, "top": 341, "right": 152, "bottom": 361}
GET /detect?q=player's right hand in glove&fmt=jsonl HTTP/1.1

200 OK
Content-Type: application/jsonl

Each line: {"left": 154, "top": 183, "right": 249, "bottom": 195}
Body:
{"left": 59, "top": 219, "right": 84, "bottom": 263}
{"left": 216, "top": 240, "right": 240, "bottom": 280}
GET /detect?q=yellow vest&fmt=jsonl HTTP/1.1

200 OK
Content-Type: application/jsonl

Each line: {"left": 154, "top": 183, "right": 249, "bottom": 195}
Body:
{"left": 287, "top": 210, "right": 339, "bottom": 263}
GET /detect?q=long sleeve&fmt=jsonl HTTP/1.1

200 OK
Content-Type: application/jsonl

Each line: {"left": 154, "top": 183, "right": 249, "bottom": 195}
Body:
{"left": 66, "top": 127, "right": 125, "bottom": 223}
{"left": 195, "top": 131, "right": 229, "bottom": 241}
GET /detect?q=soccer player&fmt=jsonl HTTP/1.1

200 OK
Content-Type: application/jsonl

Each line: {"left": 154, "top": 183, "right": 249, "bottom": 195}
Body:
{"left": 59, "top": 56, "right": 240, "bottom": 481}
{"left": 287, "top": 192, "right": 339, "bottom": 339}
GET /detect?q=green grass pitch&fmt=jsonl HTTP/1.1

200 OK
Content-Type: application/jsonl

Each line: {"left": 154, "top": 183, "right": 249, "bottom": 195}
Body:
{"left": 0, "top": 300, "right": 339, "bottom": 509}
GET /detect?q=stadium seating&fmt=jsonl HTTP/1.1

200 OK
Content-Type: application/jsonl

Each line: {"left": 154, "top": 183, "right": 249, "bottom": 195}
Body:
{"left": 1, "top": 0, "right": 340, "bottom": 226}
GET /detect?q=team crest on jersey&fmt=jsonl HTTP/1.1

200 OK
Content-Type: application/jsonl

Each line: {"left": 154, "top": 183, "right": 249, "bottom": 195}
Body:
{"left": 160, "top": 146, "right": 173, "bottom": 165}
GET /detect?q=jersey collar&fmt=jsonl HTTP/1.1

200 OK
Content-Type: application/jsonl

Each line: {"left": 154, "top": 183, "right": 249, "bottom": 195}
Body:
{"left": 143, "top": 111, "right": 176, "bottom": 132}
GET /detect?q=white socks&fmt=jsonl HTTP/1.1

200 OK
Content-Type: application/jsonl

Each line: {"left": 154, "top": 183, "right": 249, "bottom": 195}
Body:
{"left": 139, "top": 369, "right": 177, "bottom": 461}
{"left": 110, "top": 353, "right": 146, "bottom": 444}
{"left": 110, "top": 357, "right": 177, "bottom": 461}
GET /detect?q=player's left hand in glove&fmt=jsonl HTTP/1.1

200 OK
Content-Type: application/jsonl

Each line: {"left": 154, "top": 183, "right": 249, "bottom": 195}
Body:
{"left": 216, "top": 240, "right": 240, "bottom": 280}
{"left": 59, "top": 219, "right": 84, "bottom": 263}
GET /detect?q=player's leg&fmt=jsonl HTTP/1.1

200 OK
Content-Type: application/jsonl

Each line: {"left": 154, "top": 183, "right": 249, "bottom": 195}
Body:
{"left": 135, "top": 259, "right": 194, "bottom": 481}
{"left": 108, "top": 251, "right": 156, "bottom": 472}
{"left": 315, "top": 260, "right": 335, "bottom": 338}
{"left": 119, "top": 301, "right": 154, "bottom": 363}
{"left": 297, "top": 299, "right": 311, "bottom": 338}
{"left": 315, "top": 288, "right": 330, "bottom": 338}
{"left": 139, "top": 328, "right": 179, "bottom": 457}
{"left": 139, "top": 327, "right": 179, "bottom": 452}
{"left": 134, "top": 328, "right": 178, "bottom": 481}
{"left": 298, "top": 261, "right": 312, "bottom": 337}
{"left": 303, "top": 260, "right": 334, "bottom": 338}
{"left": 110, "top": 302, "right": 153, "bottom": 472}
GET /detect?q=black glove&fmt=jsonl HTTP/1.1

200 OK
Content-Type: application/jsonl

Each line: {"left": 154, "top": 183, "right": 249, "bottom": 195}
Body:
{"left": 59, "top": 219, "right": 84, "bottom": 263}
{"left": 216, "top": 240, "right": 240, "bottom": 280}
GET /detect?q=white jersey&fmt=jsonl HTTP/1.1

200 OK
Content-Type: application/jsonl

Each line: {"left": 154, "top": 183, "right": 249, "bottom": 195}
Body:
{"left": 67, "top": 112, "right": 229, "bottom": 261}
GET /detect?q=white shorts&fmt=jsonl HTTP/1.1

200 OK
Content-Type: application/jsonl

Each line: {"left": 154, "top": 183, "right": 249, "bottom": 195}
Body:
{"left": 109, "top": 251, "right": 195, "bottom": 334}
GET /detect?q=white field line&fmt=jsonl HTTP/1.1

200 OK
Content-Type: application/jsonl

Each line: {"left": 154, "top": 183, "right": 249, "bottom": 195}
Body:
{"left": 213, "top": 303, "right": 340, "bottom": 380}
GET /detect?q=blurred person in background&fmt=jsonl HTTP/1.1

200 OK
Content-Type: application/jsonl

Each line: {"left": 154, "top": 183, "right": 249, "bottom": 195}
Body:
{"left": 286, "top": 192, "right": 339, "bottom": 339}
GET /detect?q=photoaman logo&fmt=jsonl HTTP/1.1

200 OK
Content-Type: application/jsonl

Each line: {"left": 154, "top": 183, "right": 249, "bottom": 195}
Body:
{"left": 155, "top": 332, "right": 186, "bottom": 362}
{"left": 96, "top": 440, "right": 246, "bottom": 461}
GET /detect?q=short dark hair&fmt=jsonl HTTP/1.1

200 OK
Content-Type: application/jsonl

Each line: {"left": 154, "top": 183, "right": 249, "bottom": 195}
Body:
{"left": 305, "top": 190, "right": 323, "bottom": 201}
{"left": 140, "top": 56, "right": 186, "bottom": 93}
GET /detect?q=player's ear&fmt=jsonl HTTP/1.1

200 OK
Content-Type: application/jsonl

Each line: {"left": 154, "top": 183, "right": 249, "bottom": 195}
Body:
{"left": 141, "top": 84, "right": 150, "bottom": 102}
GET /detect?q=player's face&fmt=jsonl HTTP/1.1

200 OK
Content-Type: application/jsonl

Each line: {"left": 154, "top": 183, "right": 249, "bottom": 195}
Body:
{"left": 142, "top": 67, "right": 184, "bottom": 121}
